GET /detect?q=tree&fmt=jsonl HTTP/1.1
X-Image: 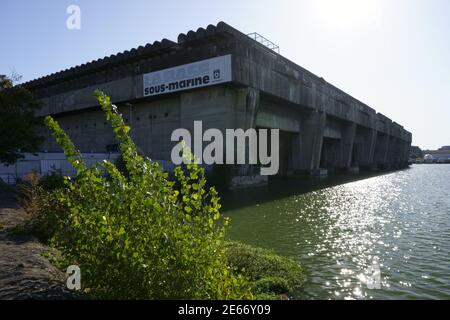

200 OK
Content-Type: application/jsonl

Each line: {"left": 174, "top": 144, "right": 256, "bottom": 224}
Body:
{"left": 0, "top": 74, "right": 43, "bottom": 164}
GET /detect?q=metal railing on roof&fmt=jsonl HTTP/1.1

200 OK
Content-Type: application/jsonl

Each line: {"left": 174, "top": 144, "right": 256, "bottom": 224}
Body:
{"left": 247, "top": 32, "right": 280, "bottom": 54}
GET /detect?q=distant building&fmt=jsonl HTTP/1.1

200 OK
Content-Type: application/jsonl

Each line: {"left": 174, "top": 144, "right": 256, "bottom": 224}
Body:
{"left": 409, "top": 146, "right": 423, "bottom": 159}
{"left": 422, "top": 146, "right": 450, "bottom": 163}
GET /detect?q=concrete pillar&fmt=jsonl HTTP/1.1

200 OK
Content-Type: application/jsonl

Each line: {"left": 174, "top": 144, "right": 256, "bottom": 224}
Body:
{"left": 337, "top": 122, "right": 356, "bottom": 168}
{"left": 296, "top": 111, "right": 326, "bottom": 172}
{"left": 374, "top": 133, "right": 387, "bottom": 167}
{"left": 387, "top": 136, "right": 399, "bottom": 168}
{"left": 320, "top": 138, "right": 339, "bottom": 171}
{"left": 398, "top": 140, "right": 405, "bottom": 166}
{"left": 232, "top": 87, "right": 261, "bottom": 175}
{"left": 355, "top": 127, "right": 377, "bottom": 168}
{"left": 401, "top": 139, "right": 411, "bottom": 166}
{"left": 404, "top": 141, "right": 411, "bottom": 165}
{"left": 398, "top": 139, "right": 404, "bottom": 166}
{"left": 392, "top": 138, "right": 400, "bottom": 166}
{"left": 383, "top": 135, "right": 393, "bottom": 165}
{"left": 368, "top": 129, "right": 377, "bottom": 166}
{"left": 382, "top": 136, "right": 394, "bottom": 169}
{"left": 242, "top": 88, "right": 260, "bottom": 130}
{"left": 278, "top": 131, "right": 293, "bottom": 177}
{"left": 291, "top": 133, "right": 301, "bottom": 171}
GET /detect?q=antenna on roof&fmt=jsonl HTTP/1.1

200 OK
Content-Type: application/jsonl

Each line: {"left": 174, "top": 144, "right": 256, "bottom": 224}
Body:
{"left": 247, "top": 32, "right": 280, "bottom": 54}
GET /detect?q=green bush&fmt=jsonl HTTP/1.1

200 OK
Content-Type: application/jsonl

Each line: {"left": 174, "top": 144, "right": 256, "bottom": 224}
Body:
{"left": 224, "top": 241, "right": 305, "bottom": 298}
{"left": 253, "top": 277, "right": 290, "bottom": 295}
{"left": 43, "top": 90, "right": 252, "bottom": 299}
{"left": 39, "top": 170, "right": 65, "bottom": 191}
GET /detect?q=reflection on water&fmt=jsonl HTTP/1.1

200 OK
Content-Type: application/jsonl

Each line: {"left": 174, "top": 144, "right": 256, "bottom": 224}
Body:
{"left": 223, "top": 165, "right": 450, "bottom": 299}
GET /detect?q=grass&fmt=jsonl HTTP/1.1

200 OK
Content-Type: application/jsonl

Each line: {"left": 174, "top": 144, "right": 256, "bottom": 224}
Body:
{"left": 39, "top": 240, "right": 307, "bottom": 300}
{"left": 224, "top": 241, "right": 305, "bottom": 299}
{"left": 11, "top": 231, "right": 307, "bottom": 300}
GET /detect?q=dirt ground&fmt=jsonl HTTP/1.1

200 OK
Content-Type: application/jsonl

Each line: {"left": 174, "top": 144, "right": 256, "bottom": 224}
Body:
{"left": 0, "top": 185, "right": 78, "bottom": 299}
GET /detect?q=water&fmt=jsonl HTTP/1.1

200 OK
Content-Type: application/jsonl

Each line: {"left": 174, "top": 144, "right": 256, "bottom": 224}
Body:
{"left": 223, "top": 165, "right": 450, "bottom": 299}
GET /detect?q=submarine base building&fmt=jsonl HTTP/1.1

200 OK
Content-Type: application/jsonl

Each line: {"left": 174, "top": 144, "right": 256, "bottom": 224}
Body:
{"left": 24, "top": 22, "right": 412, "bottom": 183}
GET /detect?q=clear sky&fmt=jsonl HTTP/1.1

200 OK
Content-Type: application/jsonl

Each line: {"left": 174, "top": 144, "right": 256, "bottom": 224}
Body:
{"left": 1, "top": 0, "right": 448, "bottom": 149}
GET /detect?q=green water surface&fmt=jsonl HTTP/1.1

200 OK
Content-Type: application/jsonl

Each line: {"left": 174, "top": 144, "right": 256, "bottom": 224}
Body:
{"left": 223, "top": 164, "right": 450, "bottom": 299}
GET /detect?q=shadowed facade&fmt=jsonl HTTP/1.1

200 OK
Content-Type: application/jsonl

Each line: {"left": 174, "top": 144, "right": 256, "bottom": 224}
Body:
{"left": 24, "top": 21, "right": 412, "bottom": 178}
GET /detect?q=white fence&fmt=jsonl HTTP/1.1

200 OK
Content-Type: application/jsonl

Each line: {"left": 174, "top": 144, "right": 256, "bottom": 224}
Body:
{"left": 0, "top": 153, "right": 182, "bottom": 185}
{"left": 0, "top": 152, "right": 120, "bottom": 184}
{"left": 0, "top": 153, "right": 223, "bottom": 185}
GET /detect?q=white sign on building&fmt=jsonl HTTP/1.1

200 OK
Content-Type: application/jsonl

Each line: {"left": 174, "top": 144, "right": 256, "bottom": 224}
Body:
{"left": 143, "top": 55, "right": 232, "bottom": 97}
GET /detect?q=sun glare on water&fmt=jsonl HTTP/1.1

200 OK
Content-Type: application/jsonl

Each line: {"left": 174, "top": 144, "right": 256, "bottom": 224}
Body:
{"left": 312, "top": 0, "right": 382, "bottom": 32}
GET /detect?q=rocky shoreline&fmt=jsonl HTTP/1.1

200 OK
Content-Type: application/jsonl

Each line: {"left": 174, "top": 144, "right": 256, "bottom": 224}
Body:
{"left": 0, "top": 186, "right": 78, "bottom": 300}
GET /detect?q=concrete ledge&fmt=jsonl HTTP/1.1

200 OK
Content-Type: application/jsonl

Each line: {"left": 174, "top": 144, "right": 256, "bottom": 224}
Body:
{"left": 311, "top": 169, "right": 328, "bottom": 177}
{"left": 347, "top": 166, "right": 360, "bottom": 174}
{"left": 230, "top": 175, "right": 268, "bottom": 190}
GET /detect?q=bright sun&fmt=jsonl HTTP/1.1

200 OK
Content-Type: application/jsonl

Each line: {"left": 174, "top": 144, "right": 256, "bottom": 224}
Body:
{"left": 312, "top": 0, "right": 382, "bottom": 32}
